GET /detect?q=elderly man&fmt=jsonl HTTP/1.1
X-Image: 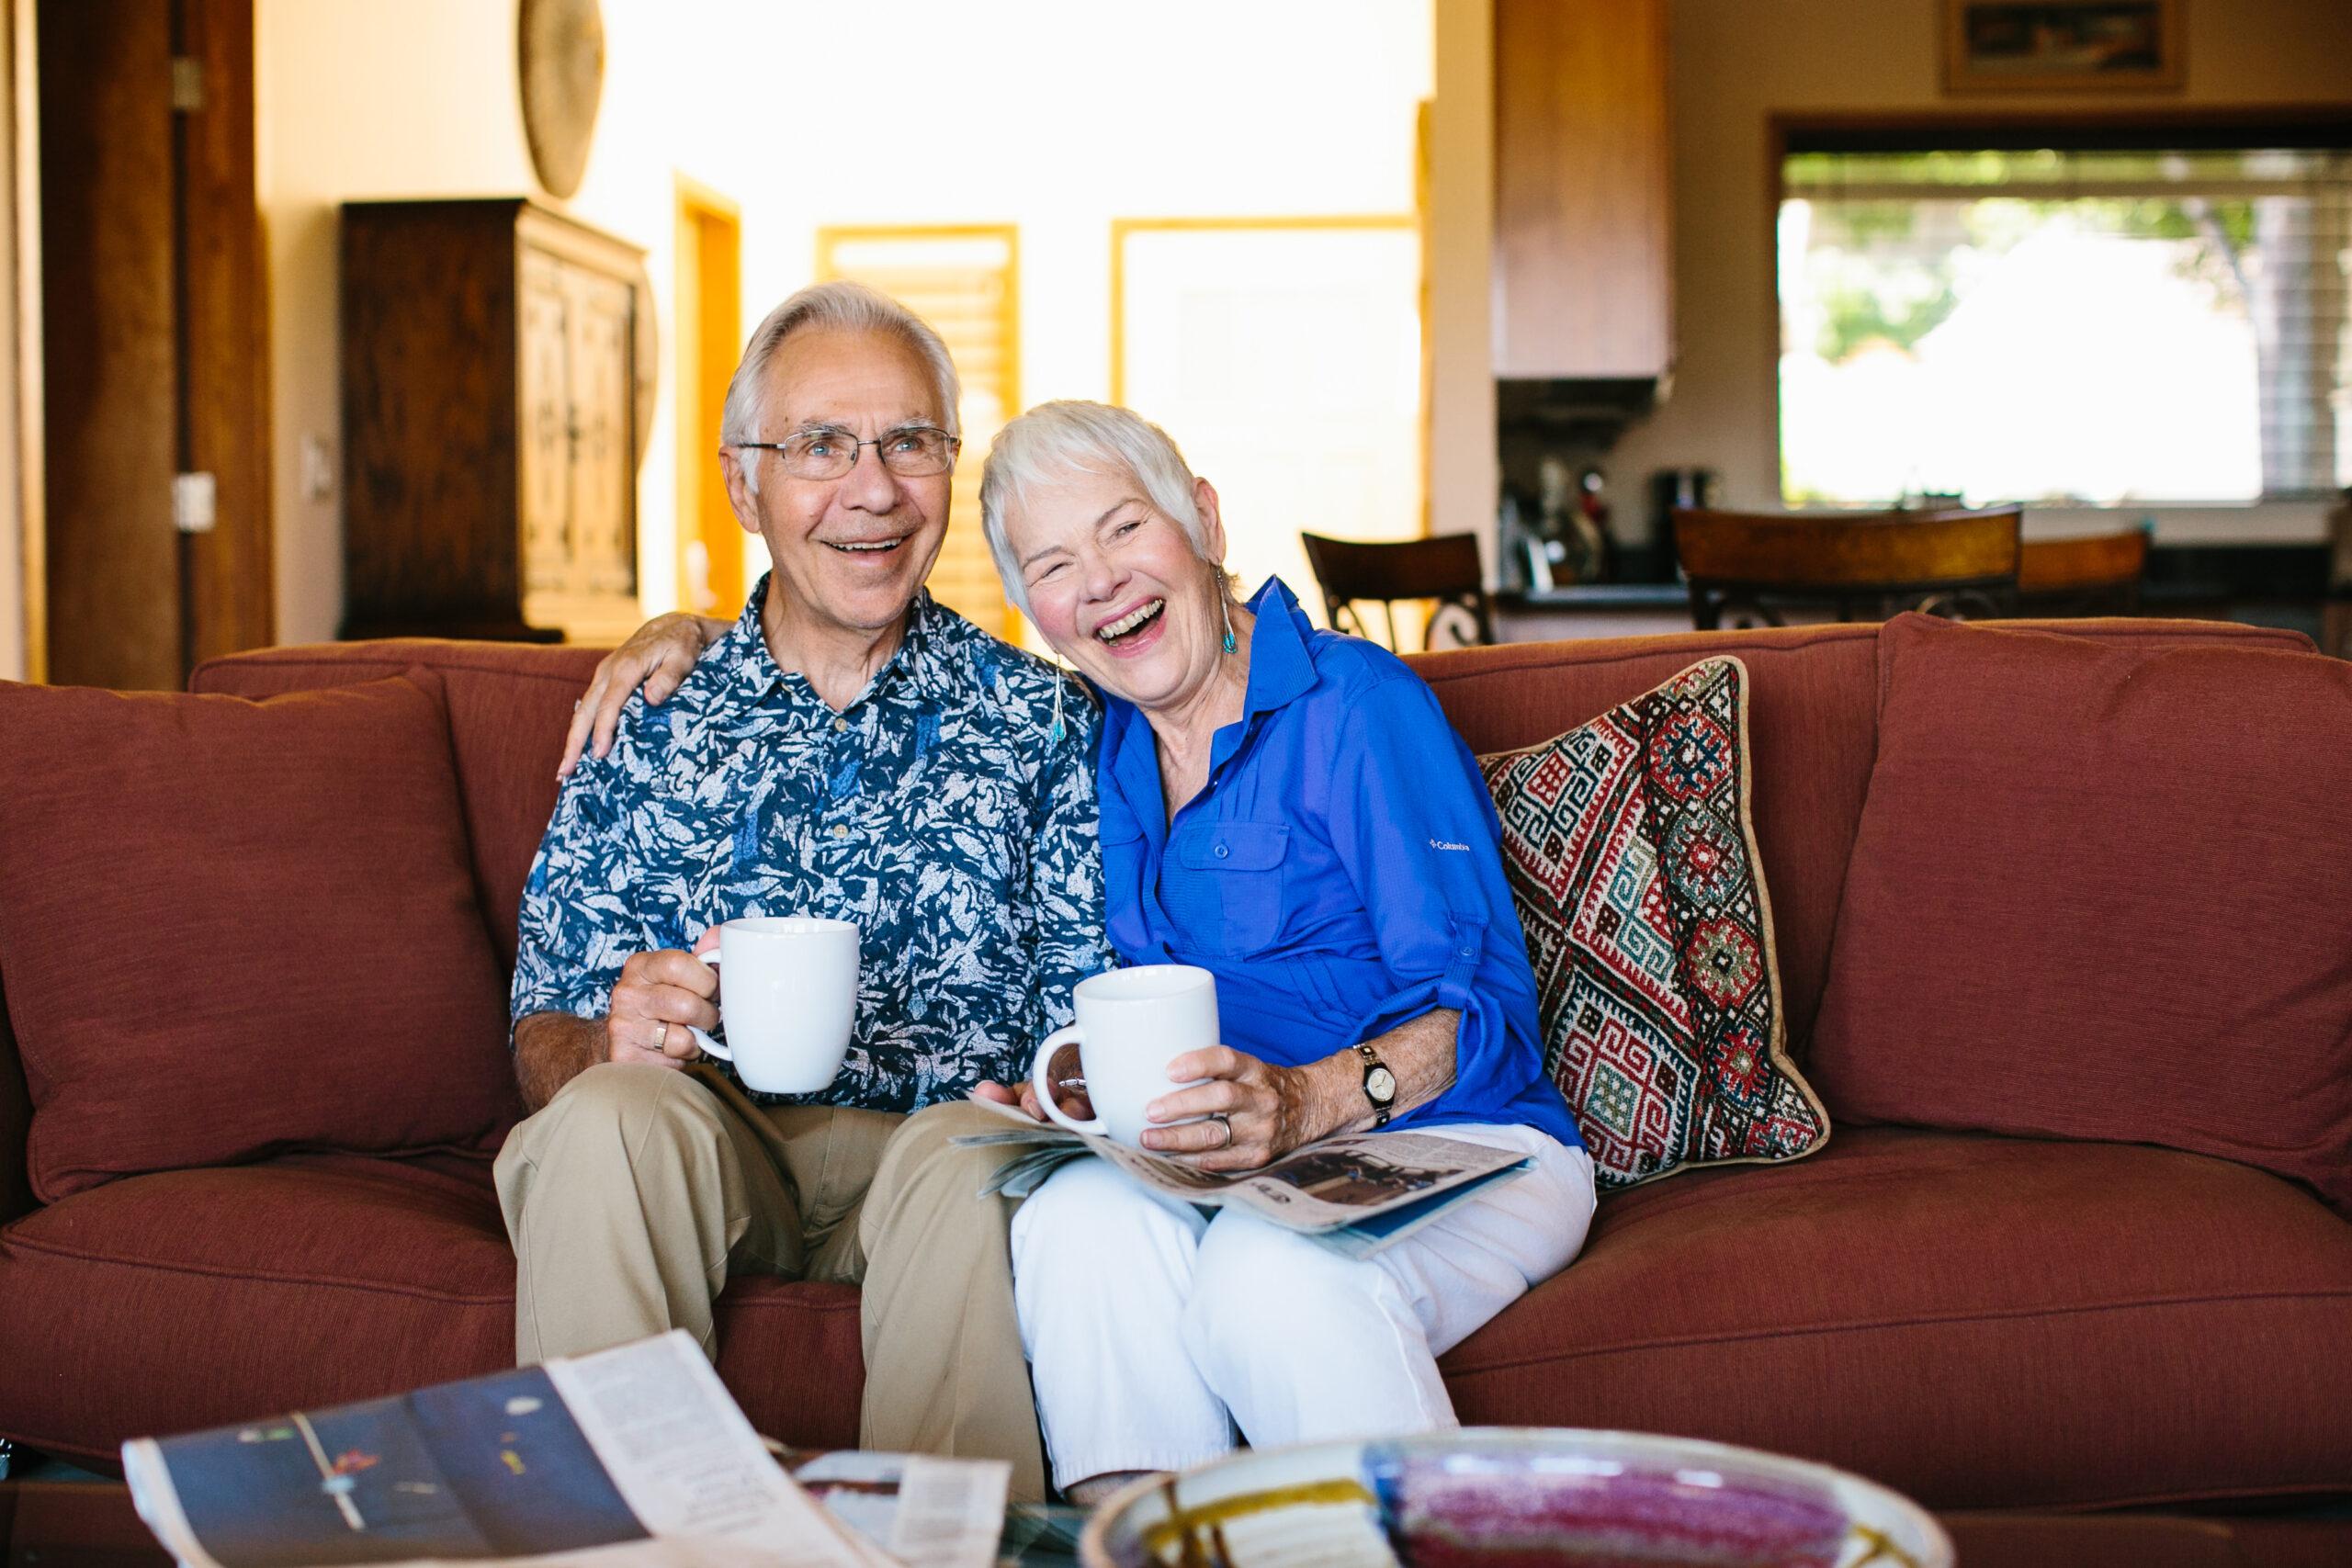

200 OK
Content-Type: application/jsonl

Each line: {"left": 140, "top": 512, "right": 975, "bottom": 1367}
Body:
{"left": 498, "top": 280, "right": 1102, "bottom": 1502}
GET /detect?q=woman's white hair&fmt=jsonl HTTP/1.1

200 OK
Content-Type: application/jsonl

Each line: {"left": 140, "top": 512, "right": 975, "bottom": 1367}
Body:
{"left": 721, "top": 280, "right": 960, "bottom": 493}
{"left": 979, "top": 400, "right": 1219, "bottom": 613}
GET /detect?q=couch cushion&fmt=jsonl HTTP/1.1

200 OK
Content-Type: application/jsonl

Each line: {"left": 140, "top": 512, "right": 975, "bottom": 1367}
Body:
{"left": 0, "top": 1156, "right": 863, "bottom": 1466}
{"left": 1480, "top": 658, "right": 1827, "bottom": 1188}
{"left": 1808, "top": 615, "right": 2352, "bottom": 1212}
{"left": 0, "top": 672, "right": 525, "bottom": 1201}
{"left": 1417, "top": 626, "right": 1884, "bottom": 1060}
{"left": 1438, "top": 1126, "right": 2352, "bottom": 1510}
{"left": 192, "top": 641, "right": 606, "bottom": 971}
{"left": 1412, "top": 620, "right": 2311, "bottom": 1065}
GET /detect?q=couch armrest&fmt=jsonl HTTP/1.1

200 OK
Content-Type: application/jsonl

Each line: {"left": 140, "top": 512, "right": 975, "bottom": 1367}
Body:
{"left": 0, "top": 969, "right": 33, "bottom": 1224}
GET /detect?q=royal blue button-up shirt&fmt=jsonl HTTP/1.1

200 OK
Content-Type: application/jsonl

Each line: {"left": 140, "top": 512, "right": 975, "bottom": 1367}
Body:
{"left": 1096, "top": 578, "right": 1580, "bottom": 1147}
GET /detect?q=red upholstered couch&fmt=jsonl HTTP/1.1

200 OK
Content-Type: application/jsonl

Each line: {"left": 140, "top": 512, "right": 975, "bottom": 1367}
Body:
{"left": 3, "top": 618, "right": 2348, "bottom": 1516}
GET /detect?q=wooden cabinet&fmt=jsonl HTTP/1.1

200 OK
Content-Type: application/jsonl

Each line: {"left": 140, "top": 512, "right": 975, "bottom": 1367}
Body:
{"left": 341, "top": 198, "right": 648, "bottom": 642}
{"left": 1493, "top": 0, "right": 1673, "bottom": 381}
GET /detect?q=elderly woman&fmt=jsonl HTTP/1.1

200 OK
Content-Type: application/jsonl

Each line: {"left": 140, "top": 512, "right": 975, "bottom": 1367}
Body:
{"left": 569, "top": 402, "right": 1593, "bottom": 1502}
{"left": 970, "top": 401, "right": 1590, "bottom": 1500}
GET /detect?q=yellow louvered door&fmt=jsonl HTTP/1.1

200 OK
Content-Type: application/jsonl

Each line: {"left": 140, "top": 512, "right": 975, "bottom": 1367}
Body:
{"left": 816, "top": 227, "right": 1021, "bottom": 642}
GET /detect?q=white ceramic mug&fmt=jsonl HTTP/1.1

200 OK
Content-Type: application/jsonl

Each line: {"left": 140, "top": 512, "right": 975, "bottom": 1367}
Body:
{"left": 1028, "top": 965, "right": 1219, "bottom": 1147}
{"left": 687, "top": 916, "right": 859, "bottom": 1095}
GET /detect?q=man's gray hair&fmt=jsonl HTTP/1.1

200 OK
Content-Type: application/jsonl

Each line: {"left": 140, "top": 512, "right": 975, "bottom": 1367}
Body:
{"left": 978, "top": 400, "right": 1216, "bottom": 613}
{"left": 721, "top": 280, "right": 961, "bottom": 492}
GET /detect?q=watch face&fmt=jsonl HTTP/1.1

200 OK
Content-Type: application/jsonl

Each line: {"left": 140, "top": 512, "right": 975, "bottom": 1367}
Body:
{"left": 1366, "top": 1065, "right": 1397, "bottom": 1103}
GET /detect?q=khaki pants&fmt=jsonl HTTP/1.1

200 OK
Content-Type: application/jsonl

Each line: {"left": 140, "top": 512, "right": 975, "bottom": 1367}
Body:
{"left": 494, "top": 1061, "right": 1045, "bottom": 1500}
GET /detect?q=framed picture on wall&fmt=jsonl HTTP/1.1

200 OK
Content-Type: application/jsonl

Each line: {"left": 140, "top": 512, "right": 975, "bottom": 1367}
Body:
{"left": 1943, "top": 1, "right": 2185, "bottom": 93}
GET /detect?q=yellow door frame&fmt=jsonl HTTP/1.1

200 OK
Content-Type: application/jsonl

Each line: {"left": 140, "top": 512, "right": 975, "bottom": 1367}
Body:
{"left": 673, "top": 175, "right": 742, "bottom": 617}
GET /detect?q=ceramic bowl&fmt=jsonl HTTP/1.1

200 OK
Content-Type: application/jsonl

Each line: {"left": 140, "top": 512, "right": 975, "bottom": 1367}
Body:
{"left": 1081, "top": 1427, "right": 1952, "bottom": 1568}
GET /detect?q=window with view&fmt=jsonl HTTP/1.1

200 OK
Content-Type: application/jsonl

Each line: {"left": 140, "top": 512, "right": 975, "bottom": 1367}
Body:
{"left": 1777, "top": 141, "right": 2351, "bottom": 508}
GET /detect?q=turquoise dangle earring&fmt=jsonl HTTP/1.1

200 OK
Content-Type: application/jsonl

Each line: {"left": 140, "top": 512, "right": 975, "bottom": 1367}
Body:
{"left": 1220, "top": 596, "right": 1238, "bottom": 656}
{"left": 1049, "top": 667, "right": 1067, "bottom": 743}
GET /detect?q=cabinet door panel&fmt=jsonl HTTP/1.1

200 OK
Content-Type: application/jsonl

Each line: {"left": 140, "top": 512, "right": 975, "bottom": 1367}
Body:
{"left": 519, "top": 249, "right": 573, "bottom": 595}
{"left": 560, "top": 264, "right": 637, "bottom": 596}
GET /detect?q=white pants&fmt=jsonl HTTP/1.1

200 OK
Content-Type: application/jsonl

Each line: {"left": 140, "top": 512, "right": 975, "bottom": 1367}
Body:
{"left": 1009, "top": 1123, "right": 1596, "bottom": 1490}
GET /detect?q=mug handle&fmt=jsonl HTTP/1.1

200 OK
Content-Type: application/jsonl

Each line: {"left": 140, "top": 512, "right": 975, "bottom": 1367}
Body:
{"left": 1029, "top": 1024, "right": 1105, "bottom": 1136}
{"left": 685, "top": 950, "right": 729, "bottom": 1062}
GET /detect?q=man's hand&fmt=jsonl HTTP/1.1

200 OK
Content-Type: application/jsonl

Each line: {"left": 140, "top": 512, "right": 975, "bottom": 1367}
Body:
{"left": 605, "top": 949, "right": 719, "bottom": 1068}
{"left": 558, "top": 613, "right": 730, "bottom": 780}
{"left": 514, "top": 948, "right": 723, "bottom": 1111}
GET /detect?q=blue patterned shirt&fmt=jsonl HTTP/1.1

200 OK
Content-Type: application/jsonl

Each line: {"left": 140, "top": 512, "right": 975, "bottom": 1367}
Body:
{"left": 512, "top": 576, "right": 1113, "bottom": 1111}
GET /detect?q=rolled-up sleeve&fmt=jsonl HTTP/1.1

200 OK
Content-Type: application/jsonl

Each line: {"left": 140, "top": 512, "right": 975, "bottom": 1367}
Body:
{"left": 1320, "top": 672, "right": 1545, "bottom": 1121}
{"left": 510, "top": 761, "right": 635, "bottom": 1036}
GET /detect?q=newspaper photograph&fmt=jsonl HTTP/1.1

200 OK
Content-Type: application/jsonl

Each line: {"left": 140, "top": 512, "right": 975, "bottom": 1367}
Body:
{"left": 779, "top": 1451, "right": 1008, "bottom": 1568}
{"left": 955, "top": 1097, "right": 1532, "bottom": 1257}
{"left": 120, "top": 1332, "right": 890, "bottom": 1568}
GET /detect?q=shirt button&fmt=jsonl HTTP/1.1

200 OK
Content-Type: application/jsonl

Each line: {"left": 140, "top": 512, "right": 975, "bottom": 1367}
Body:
{"left": 1457, "top": 943, "right": 1477, "bottom": 959}
{"left": 1213, "top": 842, "right": 1230, "bottom": 859}
{"left": 831, "top": 717, "right": 850, "bottom": 734}
{"left": 831, "top": 824, "right": 850, "bottom": 840}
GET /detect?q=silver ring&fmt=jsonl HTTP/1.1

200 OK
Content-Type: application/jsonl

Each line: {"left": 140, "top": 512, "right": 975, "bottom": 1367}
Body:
{"left": 1211, "top": 1112, "right": 1232, "bottom": 1150}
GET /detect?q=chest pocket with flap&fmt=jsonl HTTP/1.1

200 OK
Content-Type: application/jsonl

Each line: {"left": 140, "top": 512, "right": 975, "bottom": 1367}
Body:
{"left": 1160, "top": 820, "right": 1291, "bottom": 957}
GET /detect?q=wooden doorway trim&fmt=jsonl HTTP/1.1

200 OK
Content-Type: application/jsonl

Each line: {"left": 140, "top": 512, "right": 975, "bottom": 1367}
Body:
{"left": 6, "top": 0, "right": 42, "bottom": 682}
{"left": 34, "top": 0, "right": 268, "bottom": 690}
{"left": 673, "top": 175, "right": 741, "bottom": 618}
{"left": 38, "top": 0, "right": 177, "bottom": 689}
{"left": 176, "top": 0, "right": 273, "bottom": 668}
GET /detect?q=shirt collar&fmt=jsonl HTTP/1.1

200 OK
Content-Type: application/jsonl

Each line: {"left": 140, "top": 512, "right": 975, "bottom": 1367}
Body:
{"left": 722, "top": 573, "right": 950, "bottom": 712}
{"left": 1237, "top": 575, "right": 1319, "bottom": 720}
{"left": 1103, "top": 575, "right": 1322, "bottom": 822}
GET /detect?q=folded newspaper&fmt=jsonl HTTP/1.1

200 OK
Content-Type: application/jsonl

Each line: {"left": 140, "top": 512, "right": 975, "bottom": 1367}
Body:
{"left": 121, "top": 1331, "right": 1009, "bottom": 1568}
{"left": 953, "top": 1096, "right": 1532, "bottom": 1258}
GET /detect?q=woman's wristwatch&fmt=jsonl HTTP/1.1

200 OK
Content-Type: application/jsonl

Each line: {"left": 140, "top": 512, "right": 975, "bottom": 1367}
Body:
{"left": 1356, "top": 1042, "right": 1397, "bottom": 1127}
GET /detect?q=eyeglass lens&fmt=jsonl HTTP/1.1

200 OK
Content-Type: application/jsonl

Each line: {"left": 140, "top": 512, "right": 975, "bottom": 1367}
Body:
{"left": 781, "top": 428, "right": 955, "bottom": 479}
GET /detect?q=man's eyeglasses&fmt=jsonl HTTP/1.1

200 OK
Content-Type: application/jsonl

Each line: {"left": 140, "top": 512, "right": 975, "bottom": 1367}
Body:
{"left": 736, "top": 425, "right": 960, "bottom": 482}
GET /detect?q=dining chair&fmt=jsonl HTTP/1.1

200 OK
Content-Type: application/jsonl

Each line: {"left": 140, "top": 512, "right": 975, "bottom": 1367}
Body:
{"left": 2016, "top": 528, "right": 2149, "bottom": 617}
{"left": 1671, "top": 506, "right": 2022, "bottom": 631}
{"left": 1299, "top": 531, "right": 1496, "bottom": 650}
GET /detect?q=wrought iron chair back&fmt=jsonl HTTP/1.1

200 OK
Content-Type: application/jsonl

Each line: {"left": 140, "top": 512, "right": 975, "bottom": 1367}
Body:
{"left": 1299, "top": 531, "right": 1495, "bottom": 650}
{"left": 1672, "top": 506, "right": 2023, "bottom": 631}
{"left": 2016, "top": 528, "right": 2149, "bottom": 617}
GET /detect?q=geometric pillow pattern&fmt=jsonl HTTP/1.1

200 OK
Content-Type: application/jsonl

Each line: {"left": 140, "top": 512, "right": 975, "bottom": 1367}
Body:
{"left": 1479, "top": 657, "right": 1829, "bottom": 1190}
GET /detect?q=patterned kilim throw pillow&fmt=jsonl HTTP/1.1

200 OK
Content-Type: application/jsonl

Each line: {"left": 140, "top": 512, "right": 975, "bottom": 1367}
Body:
{"left": 1478, "top": 657, "right": 1829, "bottom": 1190}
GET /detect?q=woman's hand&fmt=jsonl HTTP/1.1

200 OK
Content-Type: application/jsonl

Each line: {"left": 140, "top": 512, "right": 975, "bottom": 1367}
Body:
{"left": 558, "top": 613, "right": 731, "bottom": 779}
{"left": 972, "top": 1041, "right": 1094, "bottom": 1125}
{"left": 1140, "top": 1045, "right": 1332, "bottom": 1172}
{"left": 970, "top": 1079, "right": 1050, "bottom": 1122}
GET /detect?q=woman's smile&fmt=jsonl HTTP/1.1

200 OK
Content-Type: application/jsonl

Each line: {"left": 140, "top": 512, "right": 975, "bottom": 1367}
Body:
{"left": 1092, "top": 597, "right": 1169, "bottom": 654}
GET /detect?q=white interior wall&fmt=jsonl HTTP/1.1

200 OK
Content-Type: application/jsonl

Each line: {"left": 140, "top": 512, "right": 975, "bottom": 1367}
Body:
{"left": 258, "top": 0, "right": 1431, "bottom": 645}
{"left": 1607, "top": 0, "right": 2352, "bottom": 546}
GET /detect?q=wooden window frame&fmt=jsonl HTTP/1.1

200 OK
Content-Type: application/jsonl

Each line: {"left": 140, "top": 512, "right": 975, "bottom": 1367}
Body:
{"left": 815, "top": 223, "right": 1022, "bottom": 637}
{"left": 1764, "top": 105, "right": 2352, "bottom": 511}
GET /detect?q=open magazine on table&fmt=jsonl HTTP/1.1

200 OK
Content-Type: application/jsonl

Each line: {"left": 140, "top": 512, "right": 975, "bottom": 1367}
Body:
{"left": 120, "top": 1331, "right": 1009, "bottom": 1568}
{"left": 952, "top": 1096, "right": 1532, "bottom": 1259}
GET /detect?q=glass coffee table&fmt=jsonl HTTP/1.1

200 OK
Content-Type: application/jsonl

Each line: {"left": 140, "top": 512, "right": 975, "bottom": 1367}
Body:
{"left": 7, "top": 1473, "right": 2346, "bottom": 1567}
